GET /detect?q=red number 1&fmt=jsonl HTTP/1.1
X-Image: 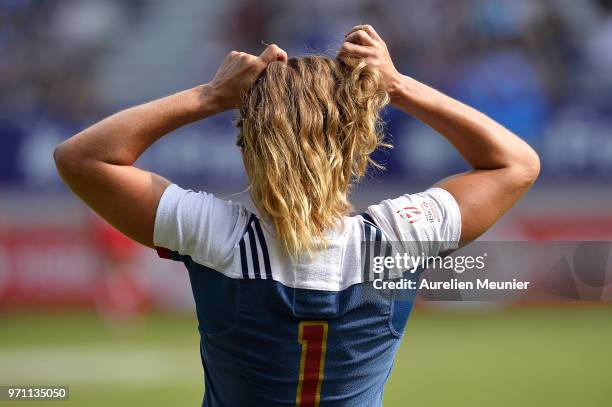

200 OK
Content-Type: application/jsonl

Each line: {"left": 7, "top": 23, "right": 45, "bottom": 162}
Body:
{"left": 296, "top": 321, "right": 328, "bottom": 407}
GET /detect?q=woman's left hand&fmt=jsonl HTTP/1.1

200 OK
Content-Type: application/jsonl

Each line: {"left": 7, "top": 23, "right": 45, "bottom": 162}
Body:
{"left": 339, "top": 25, "right": 402, "bottom": 102}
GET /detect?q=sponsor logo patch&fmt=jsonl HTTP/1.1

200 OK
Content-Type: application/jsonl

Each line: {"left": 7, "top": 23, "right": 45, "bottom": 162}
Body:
{"left": 396, "top": 206, "right": 422, "bottom": 224}
{"left": 421, "top": 199, "right": 441, "bottom": 224}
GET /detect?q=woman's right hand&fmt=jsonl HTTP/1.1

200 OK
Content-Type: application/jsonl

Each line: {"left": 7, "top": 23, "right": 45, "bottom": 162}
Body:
{"left": 339, "top": 25, "right": 404, "bottom": 103}
{"left": 208, "top": 44, "right": 288, "bottom": 112}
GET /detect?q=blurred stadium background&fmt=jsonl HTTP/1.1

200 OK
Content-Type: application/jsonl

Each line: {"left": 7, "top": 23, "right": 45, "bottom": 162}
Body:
{"left": 1, "top": 0, "right": 611, "bottom": 406}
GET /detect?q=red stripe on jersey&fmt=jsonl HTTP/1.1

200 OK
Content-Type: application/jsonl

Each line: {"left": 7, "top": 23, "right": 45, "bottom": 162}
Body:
{"left": 296, "top": 321, "right": 328, "bottom": 407}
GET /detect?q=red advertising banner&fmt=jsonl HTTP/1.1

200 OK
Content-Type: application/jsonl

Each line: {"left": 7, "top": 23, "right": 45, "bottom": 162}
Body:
{"left": 0, "top": 226, "right": 97, "bottom": 307}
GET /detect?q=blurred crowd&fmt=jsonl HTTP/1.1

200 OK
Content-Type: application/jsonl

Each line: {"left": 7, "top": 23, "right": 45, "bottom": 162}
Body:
{"left": 225, "top": 0, "right": 612, "bottom": 181}
{"left": 1, "top": 0, "right": 612, "bottom": 188}
{"left": 1, "top": 0, "right": 137, "bottom": 120}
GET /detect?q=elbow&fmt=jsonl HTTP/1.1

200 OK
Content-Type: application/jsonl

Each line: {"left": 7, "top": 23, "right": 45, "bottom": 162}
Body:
{"left": 53, "top": 142, "right": 70, "bottom": 174}
{"left": 524, "top": 147, "right": 541, "bottom": 185}
{"left": 53, "top": 140, "right": 83, "bottom": 178}
{"left": 513, "top": 147, "right": 540, "bottom": 189}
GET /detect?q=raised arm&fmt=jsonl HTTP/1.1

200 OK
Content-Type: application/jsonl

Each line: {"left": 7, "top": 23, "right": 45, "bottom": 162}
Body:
{"left": 340, "top": 25, "right": 540, "bottom": 241}
{"left": 54, "top": 45, "right": 287, "bottom": 247}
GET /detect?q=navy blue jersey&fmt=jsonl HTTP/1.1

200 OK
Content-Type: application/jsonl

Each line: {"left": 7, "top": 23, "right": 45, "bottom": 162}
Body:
{"left": 154, "top": 184, "right": 460, "bottom": 406}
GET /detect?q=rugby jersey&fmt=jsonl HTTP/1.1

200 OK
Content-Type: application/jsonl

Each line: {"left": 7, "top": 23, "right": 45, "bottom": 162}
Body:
{"left": 154, "top": 184, "right": 461, "bottom": 407}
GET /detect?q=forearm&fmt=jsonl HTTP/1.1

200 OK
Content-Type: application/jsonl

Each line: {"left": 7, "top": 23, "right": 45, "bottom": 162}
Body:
{"left": 341, "top": 24, "right": 540, "bottom": 241}
{"left": 52, "top": 86, "right": 219, "bottom": 245}
{"left": 55, "top": 84, "right": 220, "bottom": 167}
{"left": 390, "top": 75, "right": 539, "bottom": 172}
{"left": 52, "top": 45, "right": 285, "bottom": 246}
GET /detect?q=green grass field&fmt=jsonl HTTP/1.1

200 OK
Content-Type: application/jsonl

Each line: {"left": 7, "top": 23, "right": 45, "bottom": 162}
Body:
{"left": 1, "top": 306, "right": 611, "bottom": 406}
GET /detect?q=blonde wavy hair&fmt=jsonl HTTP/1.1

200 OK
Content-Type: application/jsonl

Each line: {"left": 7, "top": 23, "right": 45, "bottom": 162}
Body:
{"left": 237, "top": 55, "right": 390, "bottom": 256}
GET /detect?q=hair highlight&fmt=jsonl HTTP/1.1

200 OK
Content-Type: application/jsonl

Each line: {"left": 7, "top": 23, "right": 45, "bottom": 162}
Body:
{"left": 238, "top": 55, "right": 389, "bottom": 256}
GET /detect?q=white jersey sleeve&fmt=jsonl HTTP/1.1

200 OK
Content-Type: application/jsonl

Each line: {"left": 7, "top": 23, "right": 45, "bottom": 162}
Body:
{"left": 366, "top": 187, "right": 462, "bottom": 257}
{"left": 153, "top": 184, "right": 250, "bottom": 269}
